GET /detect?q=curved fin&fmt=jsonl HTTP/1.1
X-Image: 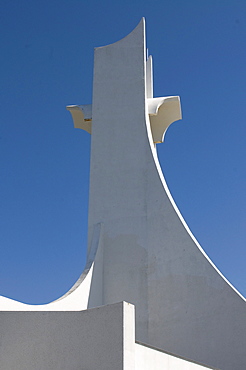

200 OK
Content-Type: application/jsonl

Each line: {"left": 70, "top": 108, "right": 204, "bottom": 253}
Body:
{"left": 148, "top": 96, "right": 182, "bottom": 143}
{"left": 0, "top": 223, "right": 103, "bottom": 311}
{"left": 66, "top": 105, "right": 92, "bottom": 133}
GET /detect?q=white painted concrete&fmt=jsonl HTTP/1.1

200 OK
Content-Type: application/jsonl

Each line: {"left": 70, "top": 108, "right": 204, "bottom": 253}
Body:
{"left": 1, "top": 17, "right": 246, "bottom": 370}
{"left": 66, "top": 97, "right": 181, "bottom": 144}
{"left": 85, "top": 19, "right": 246, "bottom": 370}
{"left": 135, "top": 343, "right": 217, "bottom": 370}
{"left": 0, "top": 300, "right": 216, "bottom": 370}
{"left": 66, "top": 104, "right": 92, "bottom": 132}
{"left": 0, "top": 301, "right": 135, "bottom": 370}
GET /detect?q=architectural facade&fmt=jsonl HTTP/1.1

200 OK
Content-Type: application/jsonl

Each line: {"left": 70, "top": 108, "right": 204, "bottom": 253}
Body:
{"left": 1, "top": 19, "right": 245, "bottom": 370}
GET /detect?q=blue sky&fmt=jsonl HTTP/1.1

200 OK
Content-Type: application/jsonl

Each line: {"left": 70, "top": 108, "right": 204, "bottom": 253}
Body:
{"left": 0, "top": 0, "right": 245, "bottom": 304}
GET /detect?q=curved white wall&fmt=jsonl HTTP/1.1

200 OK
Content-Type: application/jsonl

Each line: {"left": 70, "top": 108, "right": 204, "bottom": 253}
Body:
{"left": 86, "top": 19, "right": 246, "bottom": 370}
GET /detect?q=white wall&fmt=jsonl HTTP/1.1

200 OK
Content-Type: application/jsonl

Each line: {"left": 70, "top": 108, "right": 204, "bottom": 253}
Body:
{"left": 0, "top": 302, "right": 135, "bottom": 370}
{"left": 135, "top": 343, "right": 217, "bottom": 370}
{"left": 0, "top": 299, "right": 217, "bottom": 370}
{"left": 1, "top": 18, "right": 245, "bottom": 370}
{"left": 86, "top": 19, "right": 246, "bottom": 370}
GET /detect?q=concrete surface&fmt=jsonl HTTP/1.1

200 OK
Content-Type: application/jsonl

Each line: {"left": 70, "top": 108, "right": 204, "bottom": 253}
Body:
{"left": 1, "top": 18, "right": 245, "bottom": 370}
{"left": 0, "top": 300, "right": 216, "bottom": 370}
{"left": 135, "top": 342, "right": 218, "bottom": 370}
{"left": 0, "top": 302, "right": 135, "bottom": 370}
{"left": 86, "top": 19, "right": 246, "bottom": 370}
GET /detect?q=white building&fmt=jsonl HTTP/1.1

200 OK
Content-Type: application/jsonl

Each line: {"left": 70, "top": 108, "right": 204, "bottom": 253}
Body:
{"left": 0, "top": 19, "right": 245, "bottom": 370}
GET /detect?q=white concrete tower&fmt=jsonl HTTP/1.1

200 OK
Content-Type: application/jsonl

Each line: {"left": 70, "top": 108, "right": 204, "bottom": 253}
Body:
{"left": 73, "top": 19, "right": 246, "bottom": 370}
{"left": 1, "top": 18, "right": 245, "bottom": 370}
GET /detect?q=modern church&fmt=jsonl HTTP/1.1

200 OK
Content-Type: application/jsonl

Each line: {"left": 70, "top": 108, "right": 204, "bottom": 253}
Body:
{"left": 0, "top": 19, "right": 245, "bottom": 370}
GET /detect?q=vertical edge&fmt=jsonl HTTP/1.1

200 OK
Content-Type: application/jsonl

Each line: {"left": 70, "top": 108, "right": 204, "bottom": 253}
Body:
{"left": 146, "top": 55, "right": 153, "bottom": 98}
{"left": 122, "top": 302, "right": 135, "bottom": 370}
{"left": 87, "top": 223, "right": 104, "bottom": 308}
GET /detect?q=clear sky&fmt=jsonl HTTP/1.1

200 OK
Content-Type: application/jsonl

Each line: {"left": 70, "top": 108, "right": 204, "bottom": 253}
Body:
{"left": 0, "top": 0, "right": 245, "bottom": 304}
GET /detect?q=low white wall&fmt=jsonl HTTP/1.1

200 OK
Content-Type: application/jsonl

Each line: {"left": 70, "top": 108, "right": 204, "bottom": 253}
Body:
{"left": 135, "top": 343, "right": 216, "bottom": 370}
{"left": 0, "top": 301, "right": 135, "bottom": 370}
{"left": 0, "top": 298, "right": 218, "bottom": 370}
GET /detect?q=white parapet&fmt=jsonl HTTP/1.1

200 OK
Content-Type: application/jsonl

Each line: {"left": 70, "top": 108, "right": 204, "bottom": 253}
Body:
{"left": 0, "top": 301, "right": 216, "bottom": 370}
{"left": 135, "top": 342, "right": 218, "bottom": 370}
